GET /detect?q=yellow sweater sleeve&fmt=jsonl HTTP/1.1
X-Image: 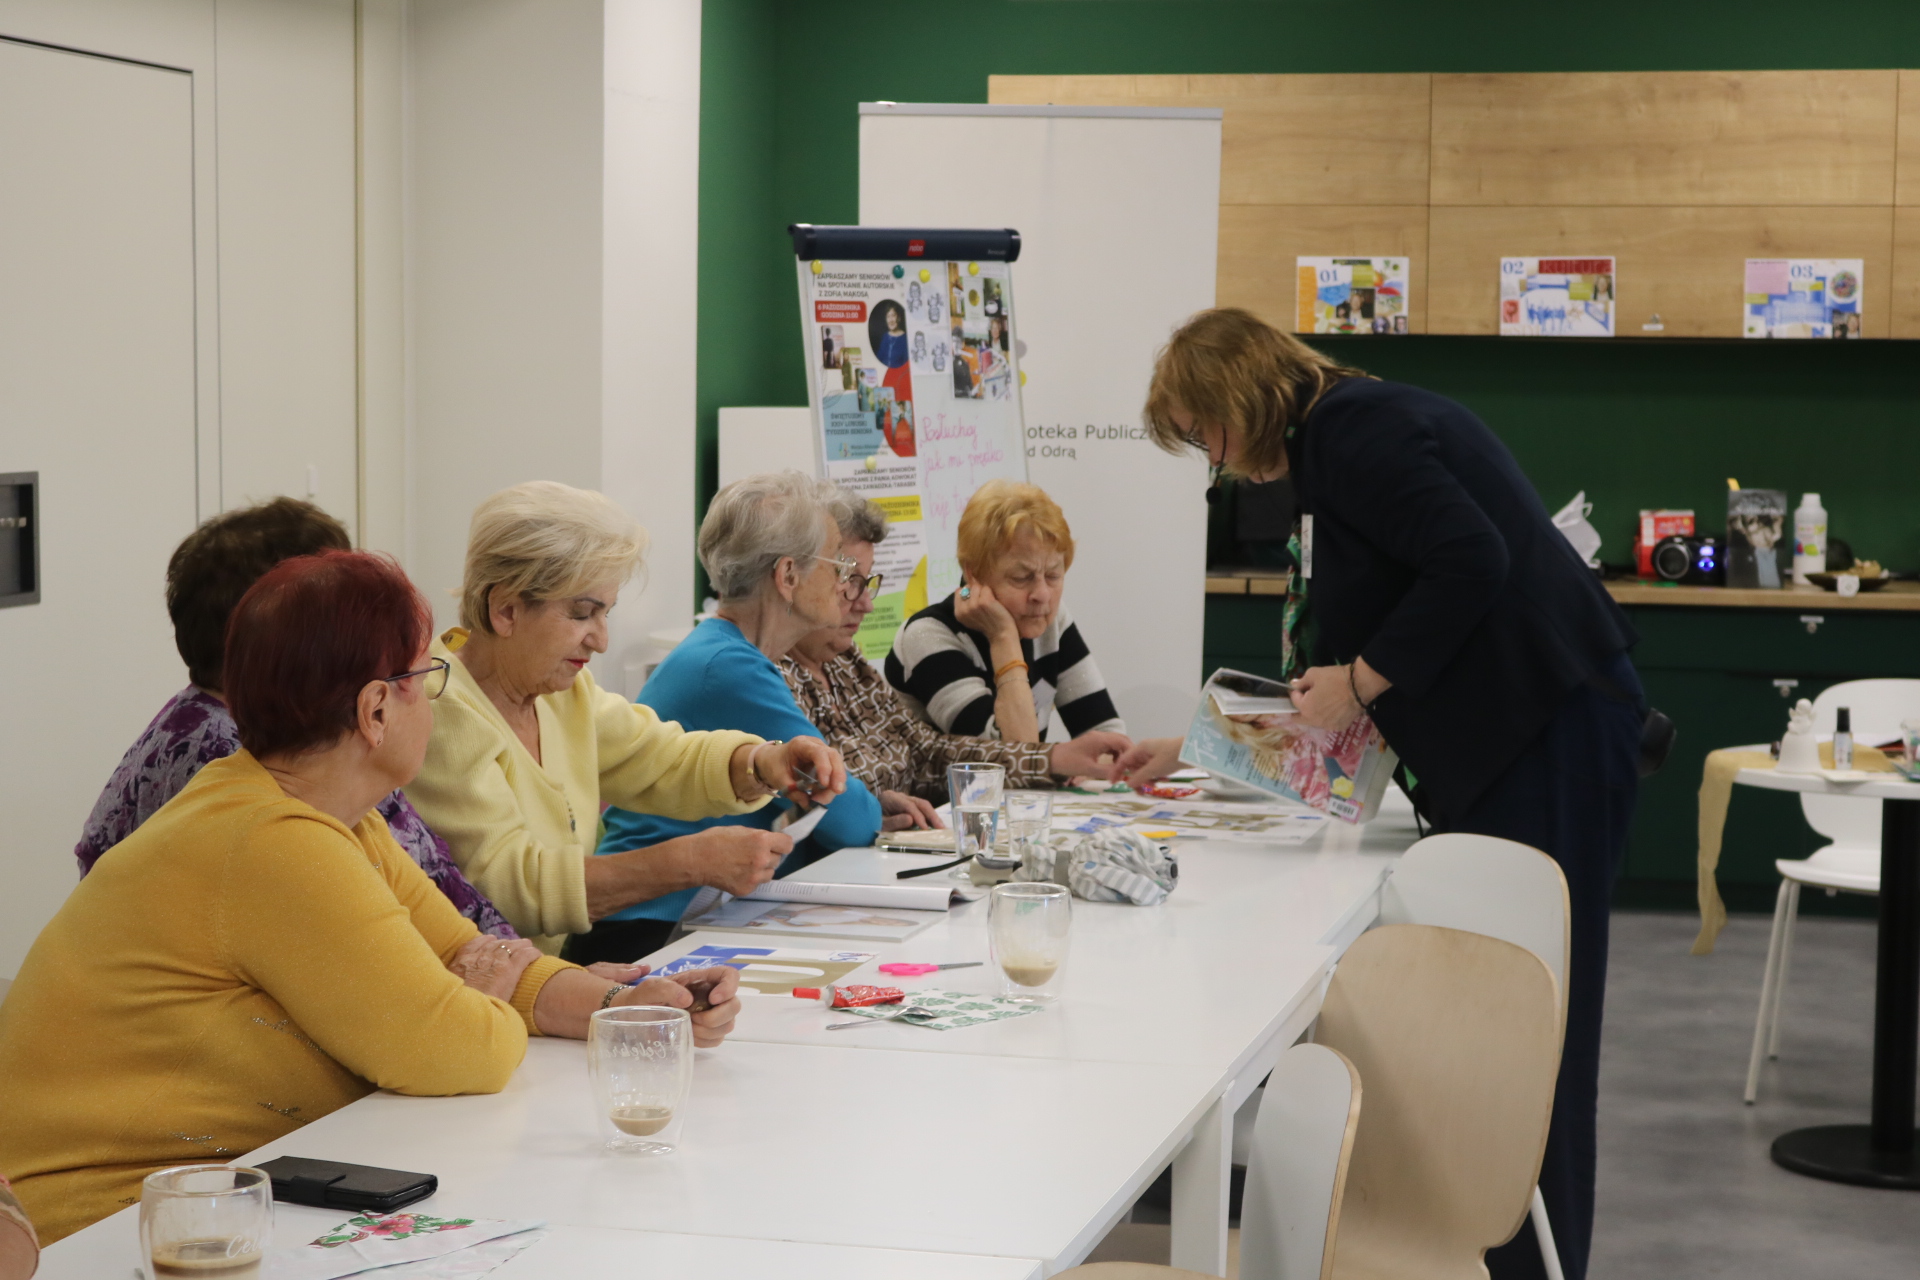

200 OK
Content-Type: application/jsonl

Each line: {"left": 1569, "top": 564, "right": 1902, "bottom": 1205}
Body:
{"left": 407, "top": 694, "right": 594, "bottom": 939}
{"left": 221, "top": 810, "right": 536, "bottom": 1097}
{"left": 589, "top": 680, "right": 769, "bottom": 819}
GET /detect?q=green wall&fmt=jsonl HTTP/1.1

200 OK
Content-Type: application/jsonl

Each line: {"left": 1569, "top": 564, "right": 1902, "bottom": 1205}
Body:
{"left": 697, "top": 3, "right": 1920, "bottom": 598}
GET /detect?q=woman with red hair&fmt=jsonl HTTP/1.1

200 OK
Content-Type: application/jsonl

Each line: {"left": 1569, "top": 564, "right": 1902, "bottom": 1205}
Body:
{"left": 0, "top": 551, "right": 741, "bottom": 1244}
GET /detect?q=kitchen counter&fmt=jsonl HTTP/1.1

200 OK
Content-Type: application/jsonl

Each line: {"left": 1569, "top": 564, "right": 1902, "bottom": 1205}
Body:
{"left": 1605, "top": 580, "right": 1920, "bottom": 612}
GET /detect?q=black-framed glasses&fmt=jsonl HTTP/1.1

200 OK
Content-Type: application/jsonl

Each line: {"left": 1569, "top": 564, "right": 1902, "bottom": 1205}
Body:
{"left": 839, "top": 572, "right": 885, "bottom": 601}
{"left": 385, "top": 656, "right": 451, "bottom": 700}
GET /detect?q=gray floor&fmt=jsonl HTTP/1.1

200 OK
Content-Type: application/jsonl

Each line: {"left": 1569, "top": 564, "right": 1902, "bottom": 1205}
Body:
{"left": 1595, "top": 909, "right": 1920, "bottom": 1278}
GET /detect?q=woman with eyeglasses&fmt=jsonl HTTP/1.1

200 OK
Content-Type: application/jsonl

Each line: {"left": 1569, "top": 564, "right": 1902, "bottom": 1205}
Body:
{"left": 579, "top": 472, "right": 881, "bottom": 964}
{"left": 0, "top": 551, "right": 746, "bottom": 1244}
{"left": 1113, "top": 308, "right": 1641, "bottom": 1280}
{"left": 74, "top": 497, "right": 511, "bottom": 935}
{"left": 785, "top": 488, "right": 1135, "bottom": 817}
{"left": 405, "top": 481, "right": 847, "bottom": 963}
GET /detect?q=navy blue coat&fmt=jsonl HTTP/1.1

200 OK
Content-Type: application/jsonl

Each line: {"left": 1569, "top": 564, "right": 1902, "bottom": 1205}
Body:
{"left": 1288, "top": 378, "right": 1638, "bottom": 823}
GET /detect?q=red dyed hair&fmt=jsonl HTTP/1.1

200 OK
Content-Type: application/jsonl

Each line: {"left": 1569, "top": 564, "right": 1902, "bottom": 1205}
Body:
{"left": 225, "top": 550, "right": 434, "bottom": 759}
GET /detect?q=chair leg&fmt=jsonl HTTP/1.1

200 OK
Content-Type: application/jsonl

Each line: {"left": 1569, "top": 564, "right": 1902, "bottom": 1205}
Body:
{"left": 1530, "top": 1185, "right": 1567, "bottom": 1280}
{"left": 1746, "top": 879, "right": 1793, "bottom": 1105}
{"left": 1768, "top": 880, "right": 1801, "bottom": 1060}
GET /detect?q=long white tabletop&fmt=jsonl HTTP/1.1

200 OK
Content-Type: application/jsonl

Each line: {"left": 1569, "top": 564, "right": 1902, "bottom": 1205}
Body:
{"left": 40, "top": 791, "right": 1418, "bottom": 1279}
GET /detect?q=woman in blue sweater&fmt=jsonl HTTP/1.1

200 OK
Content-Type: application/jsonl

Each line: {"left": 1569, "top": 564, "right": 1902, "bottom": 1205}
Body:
{"left": 579, "top": 473, "right": 881, "bottom": 964}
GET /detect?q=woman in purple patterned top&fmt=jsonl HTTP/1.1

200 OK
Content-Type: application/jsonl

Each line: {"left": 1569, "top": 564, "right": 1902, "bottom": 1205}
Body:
{"left": 74, "top": 498, "right": 516, "bottom": 938}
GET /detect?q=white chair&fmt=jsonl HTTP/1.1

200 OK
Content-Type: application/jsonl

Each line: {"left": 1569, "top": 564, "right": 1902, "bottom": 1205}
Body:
{"left": 1057, "top": 1042, "right": 1361, "bottom": 1280}
{"left": 1375, "top": 832, "right": 1571, "bottom": 1280}
{"left": 1745, "top": 677, "right": 1920, "bottom": 1104}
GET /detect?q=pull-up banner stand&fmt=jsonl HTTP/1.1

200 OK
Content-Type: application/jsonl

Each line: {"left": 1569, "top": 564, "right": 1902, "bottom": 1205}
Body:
{"left": 791, "top": 224, "right": 1029, "bottom": 661}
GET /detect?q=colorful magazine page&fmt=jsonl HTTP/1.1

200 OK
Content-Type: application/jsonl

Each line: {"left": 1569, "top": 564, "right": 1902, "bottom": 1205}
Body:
{"left": 653, "top": 944, "right": 878, "bottom": 995}
{"left": 1499, "top": 257, "right": 1615, "bottom": 337}
{"left": 1295, "top": 257, "right": 1410, "bottom": 335}
{"left": 1179, "top": 668, "right": 1397, "bottom": 823}
{"left": 1743, "top": 259, "right": 1863, "bottom": 339}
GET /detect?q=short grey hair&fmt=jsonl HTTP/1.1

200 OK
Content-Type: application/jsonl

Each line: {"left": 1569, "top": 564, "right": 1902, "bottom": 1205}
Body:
{"left": 828, "top": 486, "right": 889, "bottom": 545}
{"left": 461, "top": 481, "right": 648, "bottom": 632}
{"left": 699, "top": 470, "right": 838, "bottom": 602}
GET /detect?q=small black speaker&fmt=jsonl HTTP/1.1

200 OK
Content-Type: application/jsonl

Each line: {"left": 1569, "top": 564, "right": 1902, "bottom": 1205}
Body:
{"left": 1652, "top": 533, "right": 1723, "bottom": 586}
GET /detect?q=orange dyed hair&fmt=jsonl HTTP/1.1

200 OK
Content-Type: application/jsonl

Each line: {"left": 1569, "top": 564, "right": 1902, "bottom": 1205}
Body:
{"left": 956, "top": 480, "right": 1074, "bottom": 575}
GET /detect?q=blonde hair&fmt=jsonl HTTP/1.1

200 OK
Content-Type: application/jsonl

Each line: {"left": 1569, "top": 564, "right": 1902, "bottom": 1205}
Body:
{"left": 1142, "top": 308, "right": 1367, "bottom": 479}
{"left": 956, "top": 480, "right": 1074, "bottom": 576}
{"left": 460, "top": 481, "right": 648, "bottom": 632}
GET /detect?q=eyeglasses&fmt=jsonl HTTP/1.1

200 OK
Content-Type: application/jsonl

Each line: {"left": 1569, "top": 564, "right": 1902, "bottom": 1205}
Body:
{"left": 385, "top": 656, "right": 451, "bottom": 700}
{"left": 804, "top": 554, "right": 862, "bottom": 585}
{"left": 840, "top": 572, "right": 885, "bottom": 601}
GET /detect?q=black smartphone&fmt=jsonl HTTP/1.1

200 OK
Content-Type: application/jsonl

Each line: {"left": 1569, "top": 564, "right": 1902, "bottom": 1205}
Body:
{"left": 256, "top": 1155, "right": 437, "bottom": 1212}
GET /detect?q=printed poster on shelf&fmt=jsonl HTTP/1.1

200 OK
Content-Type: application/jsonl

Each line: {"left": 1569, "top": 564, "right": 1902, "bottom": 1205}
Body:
{"left": 1296, "top": 257, "right": 1409, "bottom": 334}
{"left": 1743, "top": 259, "right": 1863, "bottom": 339}
{"left": 800, "top": 255, "right": 1027, "bottom": 660}
{"left": 1499, "top": 256, "right": 1615, "bottom": 337}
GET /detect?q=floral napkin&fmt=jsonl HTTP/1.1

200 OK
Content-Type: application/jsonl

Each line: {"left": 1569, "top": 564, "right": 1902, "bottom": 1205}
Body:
{"left": 266, "top": 1211, "right": 545, "bottom": 1280}
{"left": 834, "top": 988, "right": 1045, "bottom": 1030}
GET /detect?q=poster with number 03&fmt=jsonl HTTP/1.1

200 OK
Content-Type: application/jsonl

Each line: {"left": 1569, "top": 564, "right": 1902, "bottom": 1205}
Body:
{"left": 792, "top": 226, "right": 1029, "bottom": 661}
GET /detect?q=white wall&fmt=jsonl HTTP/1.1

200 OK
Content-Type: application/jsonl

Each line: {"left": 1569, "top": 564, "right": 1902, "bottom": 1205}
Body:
{"left": 0, "top": 0, "right": 363, "bottom": 975}
{"left": 406, "top": 0, "right": 702, "bottom": 687}
{"left": 861, "top": 105, "right": 1219, "bottom": 738}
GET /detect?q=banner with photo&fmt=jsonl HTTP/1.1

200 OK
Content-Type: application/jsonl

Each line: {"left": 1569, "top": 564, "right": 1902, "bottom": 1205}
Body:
{"left": 792, "top": 226, "right": 1029, "bottom": 661}
{"left": 1499, "top": 256, "right": 1616, "bottom": 337}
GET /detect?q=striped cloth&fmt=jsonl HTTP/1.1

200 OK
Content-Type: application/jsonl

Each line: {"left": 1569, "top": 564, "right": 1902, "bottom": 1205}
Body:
{"left": 884, "top": 593, "right": 1125, "bottom": 741}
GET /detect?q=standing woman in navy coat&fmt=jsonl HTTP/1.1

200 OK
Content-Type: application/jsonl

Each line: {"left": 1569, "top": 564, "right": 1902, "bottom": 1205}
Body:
{"left": 1119, "top": 308, "right": 1642, "bottom": 1280}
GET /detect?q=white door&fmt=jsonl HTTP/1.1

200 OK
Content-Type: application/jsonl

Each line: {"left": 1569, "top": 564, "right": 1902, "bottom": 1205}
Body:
{"left": 0, "top": 38, "right": 199, "bottom": 976}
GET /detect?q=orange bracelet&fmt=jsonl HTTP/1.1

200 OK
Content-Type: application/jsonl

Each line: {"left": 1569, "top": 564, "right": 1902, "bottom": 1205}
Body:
{"left": 995, "top": 659, "right": 1029, "bottom": 683}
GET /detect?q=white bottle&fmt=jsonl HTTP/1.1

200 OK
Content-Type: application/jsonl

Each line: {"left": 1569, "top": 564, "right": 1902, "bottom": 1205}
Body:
{"left": 1793, "top": 493, "right": 1827, "bottom": 585}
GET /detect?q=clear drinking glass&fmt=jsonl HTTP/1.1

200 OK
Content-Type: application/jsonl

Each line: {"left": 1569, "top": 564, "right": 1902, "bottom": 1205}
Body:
{"left": 1004, "top": 791, "right": 1055, "bottom": 875}
{"left": 989, "top": 881, "right": 1072, "bottom": 1004}
{"left": 140, "top": 1165, "right": 272, "bottom": 1280}
{"left": 588, "top": 1006, "right": 693, "bottom": 1154}
{"left": 949, "top": 763, "right": 1007, "bottom": 867}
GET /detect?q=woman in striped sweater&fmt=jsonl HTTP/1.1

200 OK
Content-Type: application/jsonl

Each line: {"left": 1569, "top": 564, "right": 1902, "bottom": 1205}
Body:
{"left": 886, "top": 480, "right": 1125, "bottom": 744}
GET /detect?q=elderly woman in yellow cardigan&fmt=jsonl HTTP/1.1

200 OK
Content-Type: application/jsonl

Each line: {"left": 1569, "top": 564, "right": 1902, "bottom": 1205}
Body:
{"left": 404, "top": 481, "right": 846, "bottom": 955}
{"left": 0, "top": 551, "right": 745, "bottom": 1243}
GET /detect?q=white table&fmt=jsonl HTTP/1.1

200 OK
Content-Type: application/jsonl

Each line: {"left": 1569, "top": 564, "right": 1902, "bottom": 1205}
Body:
{"left": 42, "top": 1196, "right": 1044, "bottom": 1280}
{"left": 653, "top": 794, "right": 1416, "bottom": 1271}
{"left": 1734, "top": 766, "right": 1920, "bottom": 1189}
{"left": 40, "top": 794, "right": 1417, "bottom": 1279}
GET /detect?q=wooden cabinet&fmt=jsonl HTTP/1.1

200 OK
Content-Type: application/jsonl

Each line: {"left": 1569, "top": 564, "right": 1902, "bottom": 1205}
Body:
{"left": 991, "top": 69, "right": 1920, "bottom": 339}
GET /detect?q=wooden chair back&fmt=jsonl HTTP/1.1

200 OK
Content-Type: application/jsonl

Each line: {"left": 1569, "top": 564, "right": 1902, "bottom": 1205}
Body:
{"left": 1315, "top": 924, "right": 1561, "bottom": 1280}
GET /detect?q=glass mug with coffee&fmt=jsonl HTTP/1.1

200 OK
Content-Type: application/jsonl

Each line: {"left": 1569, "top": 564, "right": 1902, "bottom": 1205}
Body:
{"left": 141, "top": 1164, "right": 272, "bottom": 1278}
{"left": 989, "top": 881, "right": 1072, "bottom": 1004}
{"left": 588, "top": 1005, "right": 693, "bottom": 1154}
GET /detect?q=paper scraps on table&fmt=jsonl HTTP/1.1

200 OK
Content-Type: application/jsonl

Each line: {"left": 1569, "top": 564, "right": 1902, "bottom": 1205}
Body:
{"left": 829, "top": 988, "right": 1044, "bottom": 1030}
{"left": 267, "top": 1212, "right": 545, "bottom": 1279}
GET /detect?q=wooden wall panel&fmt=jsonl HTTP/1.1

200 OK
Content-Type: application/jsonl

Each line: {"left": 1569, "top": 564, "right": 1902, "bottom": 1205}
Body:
{"left": 1217, "top": 205, "right": 1429, "bottom": 332}
{"left": 990, "top": 73, "right": 1431, "bottom": 206}
{"left": 1431, "top": 71, "right": 1899, "bottom": 207}
{"left": 1898, "top": 70, "right": 1920, "bottom": 207}
{"left": 1894, "top": 208, "right": 1920, "bottom": 338}
{"left": 1427, "top": 206, "right": 1894, "bottom": 338}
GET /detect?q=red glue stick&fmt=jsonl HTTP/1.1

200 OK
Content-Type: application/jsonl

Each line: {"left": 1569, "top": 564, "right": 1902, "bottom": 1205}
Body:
{"left": 791, "top": 984, "right": 905, "bottom": 1009}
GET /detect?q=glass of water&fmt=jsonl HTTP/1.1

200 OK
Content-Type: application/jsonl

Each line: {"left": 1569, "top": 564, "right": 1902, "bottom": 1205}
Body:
{"left": 141, "top": 1165, "right": 272, "bottom": 1280}
{"left": 589, "top": 1006, "right": 693, "bottom": 1154}
{"left": 989, "top": 881, "right": 1072, "bottom": 1004}
{"left": 1004, "top": 791, "right": 1055, "bottom": 876}
{"left": 948, "top": 763, "right": 1007, "bottom": 866}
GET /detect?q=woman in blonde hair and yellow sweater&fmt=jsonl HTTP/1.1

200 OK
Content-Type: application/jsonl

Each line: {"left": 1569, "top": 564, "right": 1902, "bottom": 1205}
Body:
{"left": 405, "top": 481, "right": 847, "bottom": 955}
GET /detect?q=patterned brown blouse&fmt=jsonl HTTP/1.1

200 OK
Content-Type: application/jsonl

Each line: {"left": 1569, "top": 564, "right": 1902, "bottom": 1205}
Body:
{"left": 782, "top": 649, "right": 1054, "bottom": 802}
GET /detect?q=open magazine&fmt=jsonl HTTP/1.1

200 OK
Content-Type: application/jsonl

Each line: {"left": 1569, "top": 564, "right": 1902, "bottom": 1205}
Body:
{"left": 1180, "top": 668, "right": 1397, "bottom": 823}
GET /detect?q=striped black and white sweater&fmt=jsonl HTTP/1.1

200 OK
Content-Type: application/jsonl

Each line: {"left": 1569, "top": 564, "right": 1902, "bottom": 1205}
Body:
{"left": 884, "top": 593, "right": 1125, "bottom": 741}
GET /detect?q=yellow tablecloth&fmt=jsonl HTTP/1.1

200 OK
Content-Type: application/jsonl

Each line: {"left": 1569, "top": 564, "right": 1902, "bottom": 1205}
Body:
{"left": 1693, "top": 743, "right": 1896, "bottom": 954}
